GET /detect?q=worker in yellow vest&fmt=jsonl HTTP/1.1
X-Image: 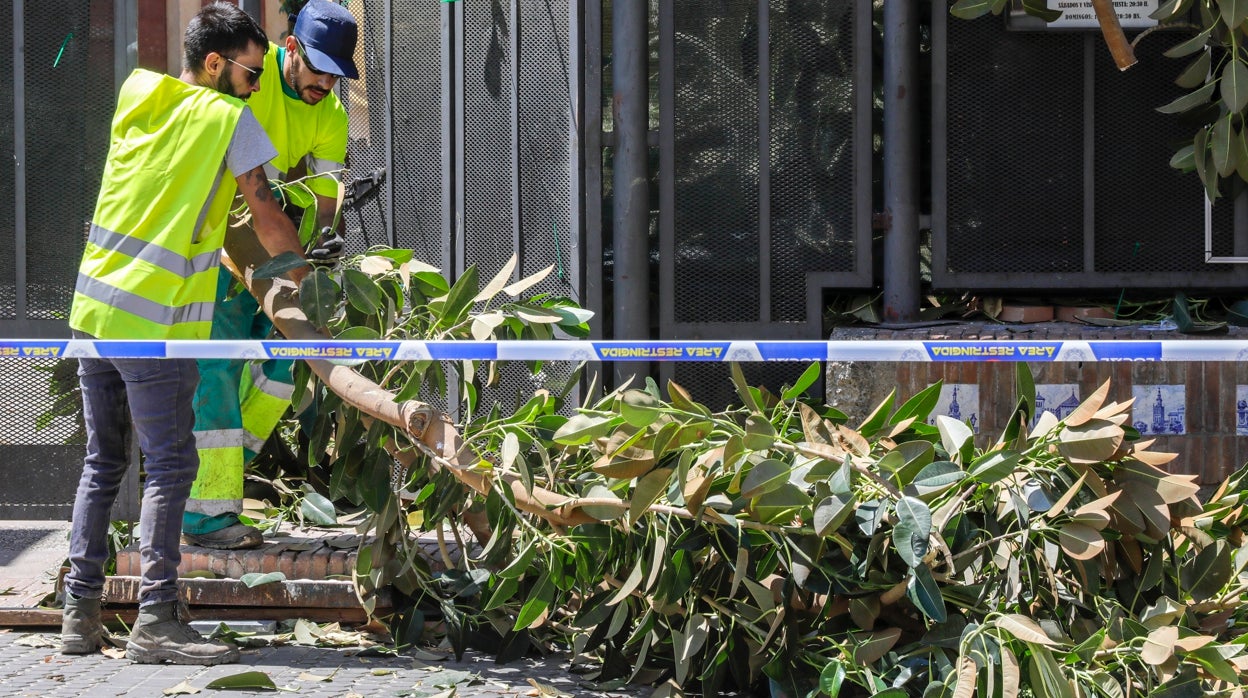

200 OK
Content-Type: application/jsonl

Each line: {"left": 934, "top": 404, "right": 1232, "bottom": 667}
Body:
{"left": 61, "top": 3, "right": 307, "bottom": 665}
{"left": 183, "top": 0, "right": 357, "bottom": 550}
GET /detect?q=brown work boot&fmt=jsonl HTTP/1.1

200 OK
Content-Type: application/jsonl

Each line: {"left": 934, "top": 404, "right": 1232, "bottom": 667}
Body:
{"left": 125, "top": 600, "right": 239, "bottom": 665}
{"left": 61, "top": 592, "right": 110, "bottom": 654}
{"left": 181, "top": 522, "right": 263, "bottom": 550}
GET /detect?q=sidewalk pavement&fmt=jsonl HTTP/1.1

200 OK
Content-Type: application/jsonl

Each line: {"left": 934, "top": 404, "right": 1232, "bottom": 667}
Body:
{"left": 0, "top": 631, "right": 644, "bottom": 698}
{"left": 0, "top": 521, "right": 648, "bottom": 697}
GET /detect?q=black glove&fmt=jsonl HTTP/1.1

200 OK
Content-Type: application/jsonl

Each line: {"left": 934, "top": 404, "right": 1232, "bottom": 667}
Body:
{"left": 308, "top": 227, "right": 345, "bottom": 264}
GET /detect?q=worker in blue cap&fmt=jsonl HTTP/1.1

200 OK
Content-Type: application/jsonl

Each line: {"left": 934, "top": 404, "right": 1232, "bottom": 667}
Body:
{"left": 184, "top": 0, "right": 360, "bottom": 550}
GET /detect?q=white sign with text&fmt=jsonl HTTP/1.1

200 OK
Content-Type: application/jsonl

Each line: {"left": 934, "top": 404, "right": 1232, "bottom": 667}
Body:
{"left": 1047, "top": 0, "right": 1160, "bottom": 29}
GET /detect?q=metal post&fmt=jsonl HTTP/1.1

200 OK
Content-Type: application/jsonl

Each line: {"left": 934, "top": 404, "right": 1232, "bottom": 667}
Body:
{"left": 882, "top": 0, "right": 919, "bottom": 323}
{"left": 611, "top": 0, "right": 649, "bottom": 386}
{"left": 13, "top": 0, "right": 26, "bottom": 325}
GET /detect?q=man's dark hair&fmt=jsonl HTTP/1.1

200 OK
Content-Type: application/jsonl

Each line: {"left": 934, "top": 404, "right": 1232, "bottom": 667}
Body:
{"left": 183, "top": 2, "right": 269, "bottom": 73}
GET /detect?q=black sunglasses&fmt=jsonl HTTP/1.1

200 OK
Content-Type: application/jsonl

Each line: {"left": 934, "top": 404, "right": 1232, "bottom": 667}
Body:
{"left": 295, "top": 40, "right": 330, "bottom": 77}
{"left": 225, "top": 56, "right": 263, "bottom": 86}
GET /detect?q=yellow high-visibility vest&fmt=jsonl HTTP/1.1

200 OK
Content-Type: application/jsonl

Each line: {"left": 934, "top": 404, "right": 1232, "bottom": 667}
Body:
{"left": 70, "top": 69, "right": 245, "bottom": 340}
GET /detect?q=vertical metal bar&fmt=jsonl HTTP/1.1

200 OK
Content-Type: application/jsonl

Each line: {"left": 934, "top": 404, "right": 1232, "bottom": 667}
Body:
{"left": 441, "top": 0, "right": 454, "bottom": 274}
{"left": 1083, "top": 35, "right": 1095, "bottom": 272}
{"left": 584, "top": 0, "right": 602, "bottom": 338}
{"left": 658, "top": 0, "right": 674, "bottom": 339}
{"left": 757, "top": 0, "right": 770, "bottom": 324}
{"left": 383, "top": 0, "right": 396, "bottom": 248}
{"left": 454, "top": 0, "right": 466, "bottom": 275}
{"left": 930, "top": 0, "right": 947, "bottom": 289}
{"left": 854, "top": 0, "right": 872, "bottom": 286}
{"left": 511, "top": 0, "right": 521, "bottom": 275}
{"left": 612, "top": 0, "right": 650, "bottom": 385}
{"left": 13, "top": 0, "right": 26, "bottom": 323}
{"left": 569, "top": 0, "right": 585, "bottom": 311}
{"left": 1235, "top": 189, "right": 1248, "bottom": 257}
{"left": 881, "top": 0, "right": 918, "bottom": 322}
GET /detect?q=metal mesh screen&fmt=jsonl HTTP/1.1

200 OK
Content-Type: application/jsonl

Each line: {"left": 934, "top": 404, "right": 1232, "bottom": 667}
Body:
{"left": 0, "top": 7, "right": 14, "bottom": 318}
{"left": 1093, "top": 35, "right": 1217, "bottom": 274}
{"left": 0, "top": 359, "right": 84, "bottom": 517}
{"left": 342, "top": 0, "right": 391, "bottom": 254}
{"left": 519, "top": 0, "right": 575, "bottom": 299}
{"left": 670, "top": 362, "right": 817, "bottom": 413}
{"left": 944, "top": 16, "right": 1084, "bottom": 274}
{"left": 463, "top": 0, "right": 515, "bottom": 275}
{"left": 24, "top": 1, "right": 114, "bottom": 318}
{"left": 389, "top": 0, "right": 442, "bottom": 264}
{"left": 768, "top": 0, "right": 857, "bottom": 321}
{"left": 673, "top": 0, "right": 760, "bottom": 323}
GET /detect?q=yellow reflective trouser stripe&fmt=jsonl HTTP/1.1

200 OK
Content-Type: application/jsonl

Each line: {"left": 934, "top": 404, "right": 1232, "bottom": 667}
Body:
{"left": 240, "top": 363, "right": 293, "bottom": 458}
{"left": 187, "top": 442, "right": 243, "bottom": 514}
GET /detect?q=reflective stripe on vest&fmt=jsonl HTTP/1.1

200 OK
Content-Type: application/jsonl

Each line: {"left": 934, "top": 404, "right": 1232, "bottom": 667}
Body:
{"left": 69, "top": 69, "right": 244, "bottom": 341}
{"left": 74, "top": 273, "right": 216, "bottom": 329}
{"left": 86, "top": 223, "right": 223, "bottom": 278}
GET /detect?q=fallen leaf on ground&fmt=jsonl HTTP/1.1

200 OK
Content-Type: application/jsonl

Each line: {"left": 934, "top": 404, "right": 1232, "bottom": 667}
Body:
{"left": 101, "top": 646, "right": 127, "bottom": 659}
{"left": 297, "top": 670, "right": 337, "bottom": 682}
{"left": 162, "top": 680, "right": 201, "bottom": 695}
{"left": 16, "top": 634, "right": 58, "bottom": 648}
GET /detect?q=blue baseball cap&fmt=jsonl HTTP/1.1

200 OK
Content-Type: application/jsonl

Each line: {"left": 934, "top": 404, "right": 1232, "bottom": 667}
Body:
{"left": 292, "top": 0, "right": 359, "bottom": 79}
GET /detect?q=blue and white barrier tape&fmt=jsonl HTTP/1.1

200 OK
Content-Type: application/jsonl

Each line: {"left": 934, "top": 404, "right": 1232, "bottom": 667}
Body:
{"left": 2, "top": 339, "right": 1247, "bottom": 362}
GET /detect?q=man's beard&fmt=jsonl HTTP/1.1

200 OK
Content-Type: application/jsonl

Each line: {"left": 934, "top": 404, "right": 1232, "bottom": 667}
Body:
{"left": 215, "top": 70, "right": 247, "bottom": 100}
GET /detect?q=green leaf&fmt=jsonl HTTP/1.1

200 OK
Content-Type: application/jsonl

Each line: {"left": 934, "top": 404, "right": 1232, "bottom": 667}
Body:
{"left": 751, "top": 483, "right": 810, "bottom": 525}
{"left": 552, "top": 413, "right": 623, "bottom": 445}
{"left": 819, "top": 661, "right": 846, "bottom": 697}
{"left": 513, "top": 571, "right": 554, "bottom": 630}
{"left": 473, "top": 254, "right": 517, "bottom": 303}
{"left": 342, "top": 268, "right": 382, "bottom": 315}
{"left": 858, "top": 389, "right": 895, "bottom": 436}
{"left": 300, "top": 491, "right": 337, "bottom": 525}
{"left": 629, "top": 468, "right": 672, "bottom": 524}
{"left": 205, "top": 671, "right": 278, "bottom": 690}
{"left": 730, "top": 363, "right": 761, "bottom": 413}
{"left": 1028, "top": 647, "right": 1074, "bottom": 698}
{"left": 1219, "top": 0, "right": 1248, "bottom": 28}
{"left": 1163, "top": 28, "right": 1212, "bottom": 59}
{"left": 1223, "top": 58, "right": 1248, "bottom": 113}
{"left": 904, "top": 460, "right": 965, "bottom": 500}
{"left": 498, "top": 539, "right": 539, "bottom": 579}
{"left": 813, "top": 493, "right": 856, "bottom": 537}
{"left": 907, "top": 564, "right": 947, "bottom": 622}
{"left": 968, "top": 450, "right": 1022, "bottom": 484}
{"left": 620, "top": 389, "right": 662, "bottom": 428}
{"left": 950, "top": 0, "right": 1003, "bottom": 19}
{"left": 1014, "top": 363, "right": 1035, "bottom": 425}
{"left": 1056, "top": 419, "right": 1123, "bottom": 464}
{"left": 252, "top": 251, "right": 308, "bottom": 280}
{"left": 743, "top": 415, "right": 776, "bottom": 450}
{"left": 891, "top": 382, "right": 943, "bottom": 425}
{"left": 1175, "top": 49, "right": 1210, "bottom": 89}
{"left": 936, "top": 415, "right": 974, "bottom": 464}
{"left": 438, "top": 265, "right": 480, "bottom": 328}
{"left": 781, "top": 362, "right": 822, "bottom": 401}
{"left": 892, "top": 496, "right": 932, "bottom": 568}
{"left": 1152, "top": 0, "right": 1194, "bottom": 21}
{"left": 877, "top": 441, "right": 935, "bottom": 487}
{"left": 1154, "top": 81, "right": 1216, "bottom": 113}
{"left": 741, "top": 459, "right": 790, "bottom": 499}
{"left": 1020, "top": 0, "right": 1061, "bottom": 22}
{"left": 1170, "top": 143, "right": 1196, "bottom": 171}
{"left": 299, "top": 267, "right": 340, "bottom": 329}
{"left": 1182, "top": 540, "right": 1232, "bottom": 601}
{"left": 240, "top": 571, "right": 286, "bottom": 587}
{"left": 1148, "top": 673, "right": 1206, "bottom": 698}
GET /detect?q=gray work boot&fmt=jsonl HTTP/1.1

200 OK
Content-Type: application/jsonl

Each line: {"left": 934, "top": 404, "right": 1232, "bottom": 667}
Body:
{"left": 182, "top": 523, "right": 263, "bottom": 550}
{"left": 61, "top": 592, "right": 109, "bottom": 654}
{"left": 125, "top": 600, "right": 239, "bottom": 665}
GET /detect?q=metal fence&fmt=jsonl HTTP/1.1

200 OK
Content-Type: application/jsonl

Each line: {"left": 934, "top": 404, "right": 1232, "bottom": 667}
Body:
{"left": 0, "top": 1, "right": 136, "bottom": 519}
{"left": 933, "top": 9, "right": 1248, "bottom": 290}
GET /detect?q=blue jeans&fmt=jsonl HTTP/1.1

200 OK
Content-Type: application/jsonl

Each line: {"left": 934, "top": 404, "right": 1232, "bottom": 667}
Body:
{"left": 64, "top": 345, "right": 200, "bottom": 608}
